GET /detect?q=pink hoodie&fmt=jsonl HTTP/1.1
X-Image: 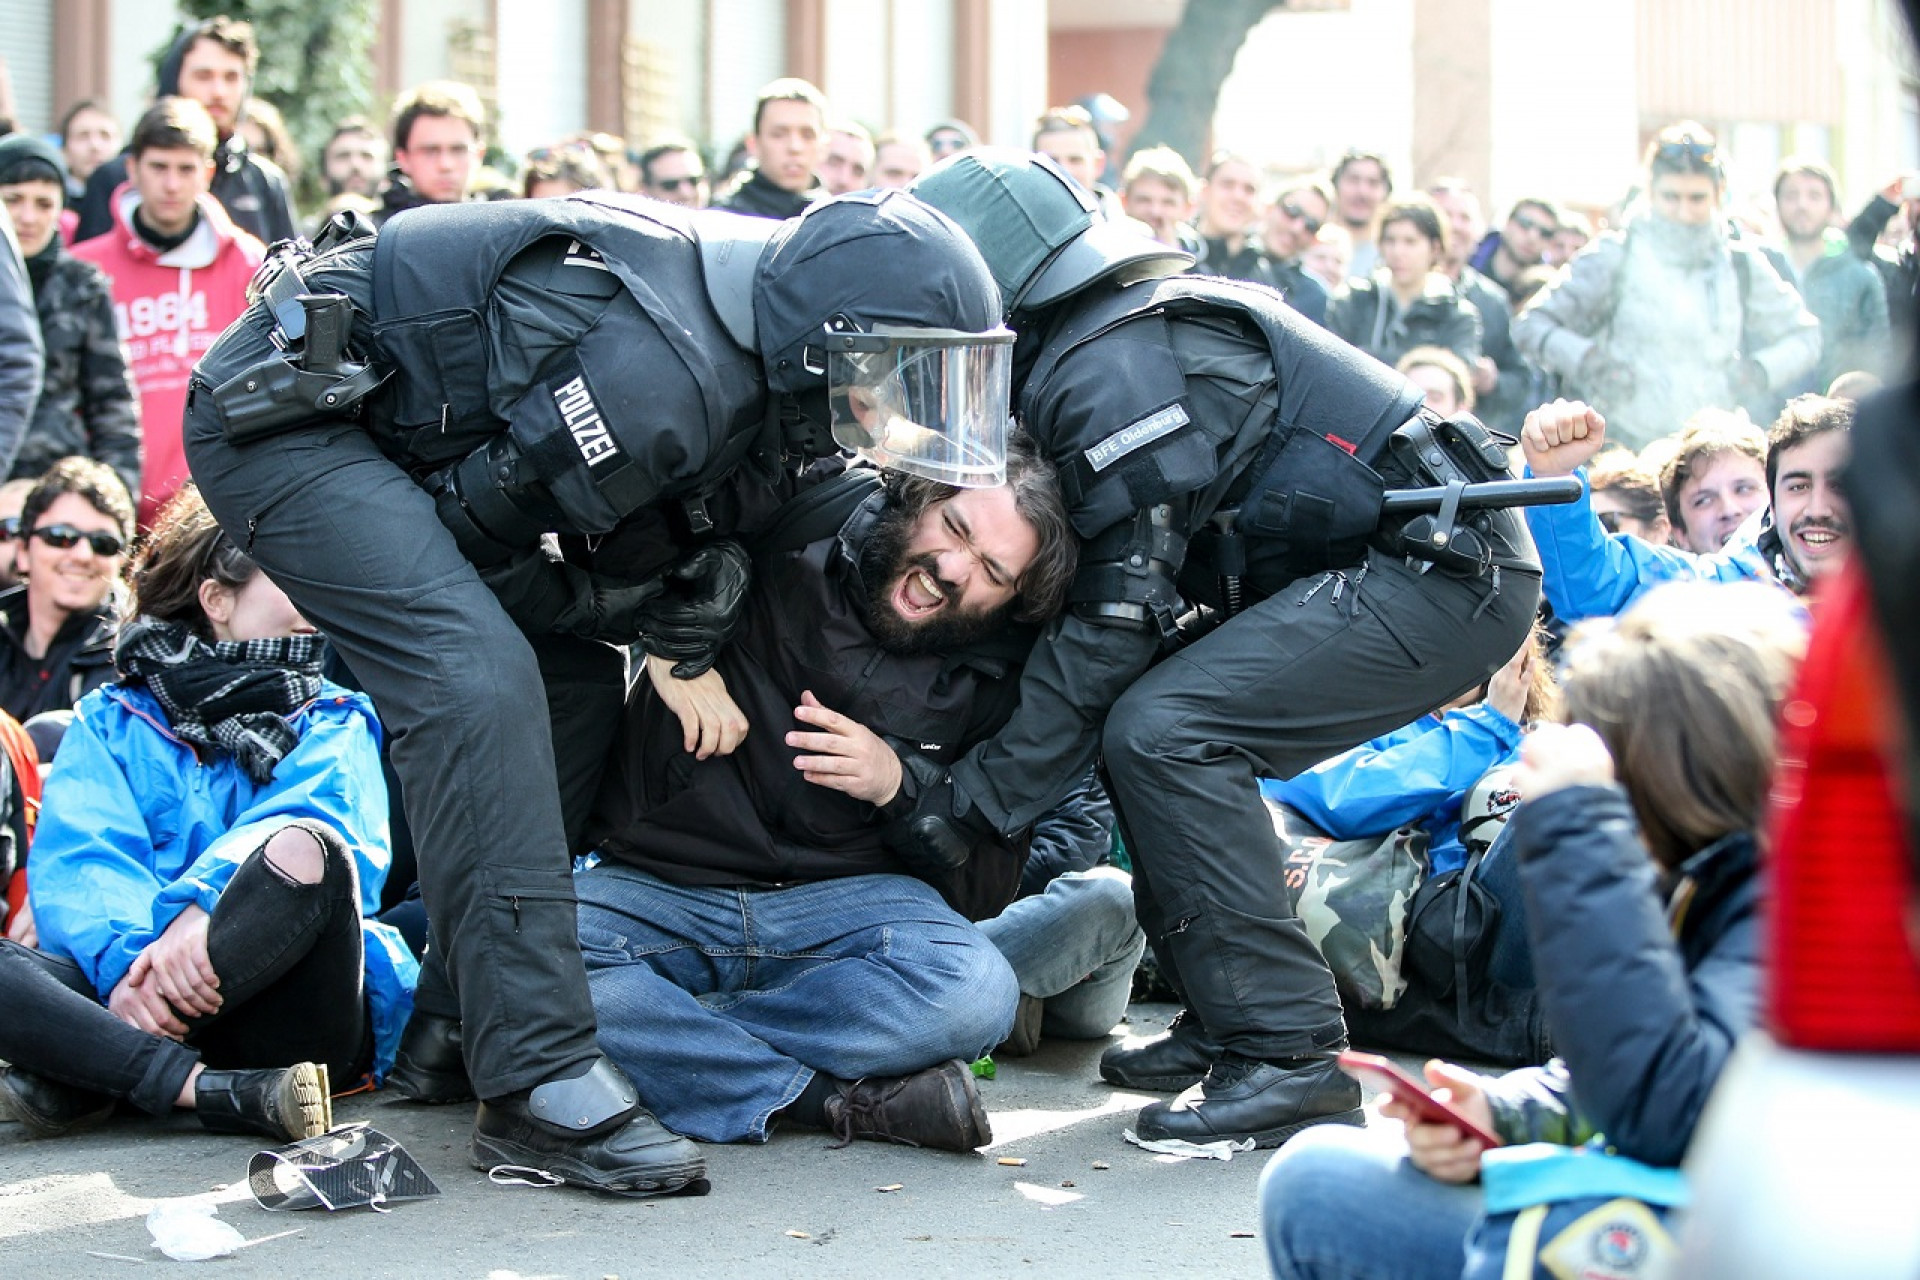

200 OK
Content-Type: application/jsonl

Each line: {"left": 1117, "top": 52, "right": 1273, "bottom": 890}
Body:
{"left": 72, "top": 184, "right": 264, "bottom": 527}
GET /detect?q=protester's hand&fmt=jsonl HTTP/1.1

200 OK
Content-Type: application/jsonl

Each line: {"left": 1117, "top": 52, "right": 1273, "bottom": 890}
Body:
{"left": 1879, "top": 173, "right": 1920, "bottom": 204}
{"left": 110, "top": 955, "right": 191, "bottom": 1039}
{"left": 1513, "top": 722, "right": 1615, "bottom": 799}
{"left": 140, "top": 904, "right": 221, "bottom": 1018}
{"left": 1484, "top": 643, "right": 1534, "bottom": 724}
{"left": 4, "top": 896, "right": 35, "bottom": 948}
{"left": 1473, "top": 356, "right": 1499, "bottom": 395}
{"left": 1520, "top": 399, "right": 1609, "bottom": 477}
{"left": 635, "top": 541, "right": 751, "bottom": 678}
{"left": 1386, "top": 1060, "right": 1499, "bottom": 1184}
{"left": 787, "top": 690, "right": 905, "bottom": 805}
{"left": 644, "top": 653, "right": 749, "bottom": 759}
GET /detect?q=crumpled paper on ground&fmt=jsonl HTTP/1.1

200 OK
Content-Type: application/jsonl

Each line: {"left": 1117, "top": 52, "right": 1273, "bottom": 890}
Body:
{"left": 1122, "top": 1128, "right": 1257, "bottom": 1161}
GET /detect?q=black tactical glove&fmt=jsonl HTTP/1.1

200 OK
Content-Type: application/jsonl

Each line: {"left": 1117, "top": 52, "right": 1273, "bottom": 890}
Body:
{"left": 633, "top": 540, "right": 752, "bottom": 678}
{"left": 475, "top": 545, "right": 668, "bottom": 642}
{"left": 877, "top": 749, "right": 989, "bottom": 875}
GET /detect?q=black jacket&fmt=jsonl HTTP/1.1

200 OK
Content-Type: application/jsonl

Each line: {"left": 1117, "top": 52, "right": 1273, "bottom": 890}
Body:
{"left": 14, "top": 239, "right": 142, "bottom": 497}
{"left": 0, "top": 586, "right": 118, "bottom": 723}
{"left": 1484, "top": 784, "right": 1761, "bottom": 1165}
{"left": 588, "top": 487, "right": 1038, "bottom": 920}
{"left": 1325, "top": 271, "right": 1483, "bottom": 372}
{"left": 712, "top": 168, "right": 822, "bottom": 220}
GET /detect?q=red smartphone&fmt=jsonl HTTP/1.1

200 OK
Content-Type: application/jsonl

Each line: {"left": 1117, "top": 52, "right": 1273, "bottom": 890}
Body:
{"left": 1336, "top": 1050, "right": 1503, "bottom": 1148}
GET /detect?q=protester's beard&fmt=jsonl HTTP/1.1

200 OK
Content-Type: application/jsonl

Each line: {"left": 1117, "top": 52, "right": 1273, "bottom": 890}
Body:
{"left": 1784, "top": 511, "right": 1851, "bottom": 582}
{"left": 1643, "top": 214, "right": 1726, "bottom": 267}
{"left": 858, "top": 503, "right": 1012, "bottom": 655}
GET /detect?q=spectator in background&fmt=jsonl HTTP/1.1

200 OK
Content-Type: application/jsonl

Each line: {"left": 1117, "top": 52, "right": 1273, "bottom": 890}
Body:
{"left": 1121, "top": 146, "right": 1203, "bottom": 257}
{"left": 1428, "top": 179, "right": 1528, "bottom": 431}
{"left": 1263, "top": 178, "right": 1333, "bottom": 323}
{"left": 637, "top": 137, "right": 709, "bottom": 209}
{"left": 1327, "top": 194, "right": 1482, "bottom": 372}
{"left": 1397, "top": 345, "right": 1476, "bottom": 418}
{"left": 522, "top": 145, "right": 612, "bottom": 199}
{"left": 1513, "top": 123, "right": 1821, "bottom": 452}
{"left": 319, "top": 117, "right": 386, "bottom": 200}
{"left": 924, "top": 119, "right": 978, "bottom": 164}
{"left": 1330, "top": 148, "right": 1393, "bottom": 277}
{"left": 713, "top": 78, "right": 829, "bottom": 219}
{"left": 1032, "top": 106, "right": 1123, "bottom": 219}
{"left": 1468, "top": 197, "right": 1560, "bottom": 302}
{"left": 1586, "top": 448, "right": 1672, "bottom": 546}
{"left": 73, "top": 17, "right": 296, "bottom": 249}
{"left": 1548, "top": 210, "right": 1592, "bottom": 266}
{"left": 0, "top": 458, "right": 129, "bottom": 723}
{"left": 236, "top": 96, "right": 300, "bottom": 199}
{"left": 1303, "top": 222, "right": 1352, "bottom": 294}
{"left": 871, "top": 133, "right": 928, "bottom": 189}
{"left": 1656, "top": 410, "right": 1770, "bottom": 553}
{"left": 0, "top": 188, "right": 43, "bottom": 473}
{"left": 1196, "top": 151, "right": 1273, "bottom": 285}
{"left": 377, "top": 80, "right": 485, "bottom": 224}
{"left": 1763, "top": 158, "right": 1892, "bottom": 389}
{"left": 821, "top": 120, "right": 875, "bottom": 196}
{"left": 59, "top": 100, "right": 120, "bottom": 204}
{"left": 0, "top": 477, "right": 35, "bottom": 589}
{"left": 73, "top": 98, "right": 266, "bottom": 527}
{"left": 0, "top": 135, "right": 141, "bottom": 500}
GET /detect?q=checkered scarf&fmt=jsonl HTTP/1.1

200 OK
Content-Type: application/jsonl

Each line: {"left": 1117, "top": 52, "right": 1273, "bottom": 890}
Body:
{"left": 113, "top": 618, "right": 327, "bottom": 783}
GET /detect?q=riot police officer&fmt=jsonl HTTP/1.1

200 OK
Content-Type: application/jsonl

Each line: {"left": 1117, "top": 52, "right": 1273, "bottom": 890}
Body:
{"left": 184, "top": 189, "right": 1014, "bottom": 1194}
{"left": 908, "top": 152, "right": 1543, "bottom": 1148}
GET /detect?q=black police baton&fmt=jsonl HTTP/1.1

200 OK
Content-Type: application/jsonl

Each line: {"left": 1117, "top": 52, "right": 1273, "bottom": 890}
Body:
{"left": 1380, "top": 475, "right": 1582, "bottom": 514}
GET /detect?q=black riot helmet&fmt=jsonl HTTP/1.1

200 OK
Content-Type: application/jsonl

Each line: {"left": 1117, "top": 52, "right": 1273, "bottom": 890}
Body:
{"left": 754, "top": 189, "right": 1015, "bottom": 486}
{"left": 910, "top": 147, "right": 1192, "bottom": 318}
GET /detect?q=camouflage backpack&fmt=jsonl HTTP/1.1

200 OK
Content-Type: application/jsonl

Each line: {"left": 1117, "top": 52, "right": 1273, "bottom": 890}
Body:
{"left": 1270, "top": 800, "right": 1428, "bottom": 1011}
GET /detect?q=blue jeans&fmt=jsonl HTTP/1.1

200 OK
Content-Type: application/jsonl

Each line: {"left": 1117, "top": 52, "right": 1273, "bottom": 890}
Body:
{"left": 978, "top": 867, "right": 1145, "bottom": 1039}
{"left": 1259, "top": 1121, "right": 1484, "bottom": 1280}
{"left": 575, "top": 864, "right": 1018, "bottom": 1143}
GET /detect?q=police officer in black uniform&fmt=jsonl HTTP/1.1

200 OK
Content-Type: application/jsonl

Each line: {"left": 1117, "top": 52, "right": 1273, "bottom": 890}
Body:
{"left": 183, "top": 189, "right": 1014, "bottom": 1194}
{"left": 908, "top": 152, "right": 1543, "bottom": 1148}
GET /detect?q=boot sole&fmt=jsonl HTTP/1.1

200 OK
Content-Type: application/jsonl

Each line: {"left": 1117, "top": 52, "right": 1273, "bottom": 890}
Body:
{"left": 1138, "top": 1105, "right": 1367, "bottom": 1150}
{"left": 284, "top": 1062, "right": 334, "bottom": 1140}
{"left": 468, "top": 1132, "right": 709, "bottom": 1199}
{"left": 1100, "top": 1066, "right": 1207, "bottom": 1093}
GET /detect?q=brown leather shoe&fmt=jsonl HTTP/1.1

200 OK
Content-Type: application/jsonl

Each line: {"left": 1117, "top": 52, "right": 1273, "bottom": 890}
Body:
{"left": 824, "top": 1059, "right": 992, "bottom": 1152}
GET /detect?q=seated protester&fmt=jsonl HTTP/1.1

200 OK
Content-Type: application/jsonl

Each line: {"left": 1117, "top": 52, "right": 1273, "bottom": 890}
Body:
{"left": 1396, "top": 345, "right": 1477, "bottom": 419}
{"left": 1585, "top": 447, "right": 1671, "bottom": 546}
{"left": 0, "top": 486, "right": 413, "bottom": 1141}
{"left": 1655, "top": 409, "right": 1769, "bottom": 553}
{"left": 1521, "top": 395, "right": 1850, "bottom": 624}
{"left": 574, "top": 443, "right": 1078, "bottom": 1151}
{"left": 0, "top": 458, "right": 131, "bottom": 723}
{"left": 1258, "top": 581, "right": 1801, "bottom": 1280}
{"left": 1103, "top": 637, "right": 1547, "bottom": 1087}
{"left": 979, "top": 770, "right": 1145, "bottom": 1057}
{"left": 1326, "top": 195, "right": 1482, "bottom": 373}
{"left": 0, "top": 135, "right": 143, "bottom": 499}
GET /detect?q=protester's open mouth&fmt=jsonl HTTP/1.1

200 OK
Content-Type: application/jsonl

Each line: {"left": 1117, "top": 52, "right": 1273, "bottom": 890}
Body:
{"left": 893, "top": 569, "right": 946, "bottom": 621}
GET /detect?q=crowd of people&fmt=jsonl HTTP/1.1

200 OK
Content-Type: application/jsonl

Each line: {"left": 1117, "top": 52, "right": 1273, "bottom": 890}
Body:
{"left": 0, "top": 11, "right": 1907, "bottom": 1275}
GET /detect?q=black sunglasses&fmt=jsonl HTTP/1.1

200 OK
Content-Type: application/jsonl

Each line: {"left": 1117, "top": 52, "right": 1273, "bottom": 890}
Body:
{"left": 1280, "top": 199, "right": 1322, "bottom": 235}
{"left": 0, "top": 516, "right": 18, "bottom": 540}
{"left": 651, "top": 175, "right": 704, "bottom": 193}
{"left": 30, "top": 523, "right": 126, "bottom": 556}
{"left": 1511, "top": 213, "right": 1556, "bottom": 237}
{"left": 1655, "top": 136, "right": 1718, "bottom": 170}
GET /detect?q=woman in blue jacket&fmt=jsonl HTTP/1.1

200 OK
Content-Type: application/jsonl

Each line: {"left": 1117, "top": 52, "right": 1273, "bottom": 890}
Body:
{"left": 1255, "top": 582, "right": 1800, "bottom": 1280}
{"left": 0, "top": 485, "right": 413, "bottom": 1142}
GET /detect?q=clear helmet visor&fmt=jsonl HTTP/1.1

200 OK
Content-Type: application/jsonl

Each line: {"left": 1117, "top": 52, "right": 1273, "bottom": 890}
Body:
{"left": 827, "top": 325, "right": 1015, "bottom": 487}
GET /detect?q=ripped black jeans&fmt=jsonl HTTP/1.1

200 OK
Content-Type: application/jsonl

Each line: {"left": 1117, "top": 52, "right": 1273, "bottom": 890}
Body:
{"left": 0, "top": 823, "right": 369, "bottom": 1116}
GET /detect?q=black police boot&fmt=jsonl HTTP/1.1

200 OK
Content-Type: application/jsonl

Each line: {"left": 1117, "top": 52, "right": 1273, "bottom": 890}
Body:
{"left": 195, "top": 1062, "right": 333, "bottom": 1141}
{"left": 1133, "top": 1051, "right": 1363, "bottom": 1149}
{"left": 822, "top": 1059, "right": 992, "bottom": 1152}
{"left": 469, "top": 1057, "right": 707, "bottom": 1198}
{"left": 387, "top": 1009, "right": 474, "bottom": 1104}
{"left": 1099, "top": 1008, "right": 1222, "bottom": 1092}
{"left": 0, "top": 1064, "right": 115, "bottom": 1138}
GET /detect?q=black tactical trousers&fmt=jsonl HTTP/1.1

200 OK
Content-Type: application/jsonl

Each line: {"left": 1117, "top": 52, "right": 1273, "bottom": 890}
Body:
{"left": 185, "top": 284, "right": 615, "bottom": 1101}
{"left": 1102, "top": 543, "right": 1540, "bottom": 1062}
